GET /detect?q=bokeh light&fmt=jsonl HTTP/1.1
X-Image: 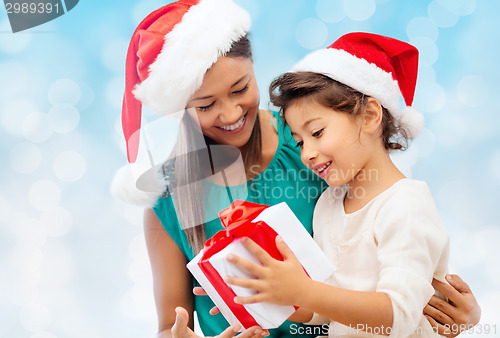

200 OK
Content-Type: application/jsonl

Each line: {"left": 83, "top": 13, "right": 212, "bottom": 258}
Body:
{"left": 48, "top": 79, "right": 81, "bottom": 106}
{"left": 10, "top": 142, "right": 42, "bottom": 174}
{"left": 457, "top": 75, "right": 488, "bottom": 108}
{"left": 316, "top": 0, "right": 345, "bottom": 23}
{"left": 40, "top": 206, "right": 72, "bottom": 237}
{"left": 295, "top": 18, "right": 328, "bottom": 50}
{"left": 53, "top": 150, "right": 86, "bottom": 182}
{"left": 22, "top": 112, "right": 53, "bottom": 143}
{"left": 343, "top": 0, "right": 376, "bottom": 21}
{"left": 1, "top": 100, "right": 38, "bottom": 136}
{"left": 406, "top": 17, "right": 439, "bottom": 41}
{"left": 427, "top": 0, "right": 459, "bottom": 28}
{"left": 48, "top": 104, "right": 80, "bottom": 134}
{"left": 28, "top": 180, "right": 61, "bottom": 212}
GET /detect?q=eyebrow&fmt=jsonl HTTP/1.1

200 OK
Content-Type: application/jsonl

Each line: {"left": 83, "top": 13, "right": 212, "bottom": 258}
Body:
{"left": 290, "top": 117, "right": 321, "bottom": 136}
{"left": 190, "top": 75, "right": 249, "bottom": 102}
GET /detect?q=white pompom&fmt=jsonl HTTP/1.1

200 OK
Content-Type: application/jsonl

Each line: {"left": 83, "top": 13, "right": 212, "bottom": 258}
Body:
{"left": 110, "top": 164, "right": 165, "bottom": 207}
{"left": 399, "top": 106, "right": 424, "bottom": 138}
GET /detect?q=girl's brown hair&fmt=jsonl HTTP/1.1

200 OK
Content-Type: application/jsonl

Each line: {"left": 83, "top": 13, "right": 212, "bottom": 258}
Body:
{"left": 269, "top": 71, "right": 408, "bottom": 150}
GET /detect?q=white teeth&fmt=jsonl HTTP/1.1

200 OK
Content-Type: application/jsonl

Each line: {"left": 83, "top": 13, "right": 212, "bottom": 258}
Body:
{"left": 219, "top": 115, "right": 245, "bottom": 131}
{"left": 317, "top": 161, "right": 331, "bottom": 173}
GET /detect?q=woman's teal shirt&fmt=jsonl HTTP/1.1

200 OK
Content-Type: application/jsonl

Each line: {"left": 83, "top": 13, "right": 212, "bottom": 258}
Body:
{"left": 153, "top": 112, "right": 327, "bottom": 337}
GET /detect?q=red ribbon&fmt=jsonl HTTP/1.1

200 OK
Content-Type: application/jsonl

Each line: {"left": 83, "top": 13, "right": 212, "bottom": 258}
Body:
{"left": 198, "top": 200, "right": 284, "bottom": 329}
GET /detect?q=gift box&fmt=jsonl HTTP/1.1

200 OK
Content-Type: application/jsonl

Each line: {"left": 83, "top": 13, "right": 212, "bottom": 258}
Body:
{"left": 187, "top": 200, "right": 335, "bottom": 330}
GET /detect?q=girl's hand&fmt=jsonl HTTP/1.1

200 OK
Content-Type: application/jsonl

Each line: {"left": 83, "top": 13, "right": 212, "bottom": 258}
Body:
{"left": 225, "top": 236, "right": 311, "bottom": 306}
{"left": 170, "top": 306, "right": 268, "bottom": 338}
{"left": 424, "top": 274, "right": 481, "bottom": 337}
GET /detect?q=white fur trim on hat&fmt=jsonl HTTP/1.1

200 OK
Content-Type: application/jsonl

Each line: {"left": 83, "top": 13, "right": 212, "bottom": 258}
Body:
{"left": 399, "top": 106, "right": 424, "bottom": 138}
{"left": 111, "top": 164, "right": 166, "bottom": 207}
{"left": 133, "top": 0, "right": 251, "bottom": 115}
{"left": 291, "top": 48, "right": 401, "bottom": 118}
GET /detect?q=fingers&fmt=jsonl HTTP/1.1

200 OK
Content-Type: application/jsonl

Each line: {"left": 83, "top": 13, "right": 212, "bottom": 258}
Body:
{"left": 432, "top": 278, "right": 461, "bottom": 304}
{"left": 217, "top": 325, "right": 269, "bottom": 338}
{"left": 226, "top": 253, "right": 264, "bottom": 278}
{"left": 225, "top": 275, "right": 264, "bottom": 292}
{"left": 445, "top": 274, "right": 472, "bottom": 294}
{"left": 216, "top": 324, "right": 241, "bottom": 338}
{"left": 275, "top": 236, "right": 297, "bottom": 262}
{"left": 427, "top": 294, "right": 458, "bottom": 320}
{"left": 425, "top": 315, "right": 455, "bottom": 338}
{"left": 233, "top": 293, "right": 269, "bottom": 305}
{"left": 239, "top": 237, "right": 274, "bottom": 265}
{"left": 423, "top": 303, "right": 454, "bottom": 327}
{"left": 193, "top": 287, "right": 208, "bottom": 296}
{"left": 209, "top": 306, "right": 220, "bottom": 315}
{"left": 233, "top": 326, "right": 269, "bottom": 338}
{"left": 172, "top": 307, "right": 190, "bottom": 338}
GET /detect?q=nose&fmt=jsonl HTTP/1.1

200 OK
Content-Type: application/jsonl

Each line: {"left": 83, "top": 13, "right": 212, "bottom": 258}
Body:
{"left": 218, "top": 101, "right": 243, "bottom": 124}
{"left": 301, "top": 142, "right": 317, "bottom": 165}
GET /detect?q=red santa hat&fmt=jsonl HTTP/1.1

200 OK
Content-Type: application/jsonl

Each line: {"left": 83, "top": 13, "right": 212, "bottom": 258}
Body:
{"left": 112, "top": 0, "right": 251, "bottom": 206}
{"left": 291, "top": 32, "right": 424, "bottom": 138}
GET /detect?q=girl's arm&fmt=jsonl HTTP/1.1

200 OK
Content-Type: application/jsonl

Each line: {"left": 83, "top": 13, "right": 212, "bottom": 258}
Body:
{"left": 226, "top": 237, "right": 393, "bottom": 335}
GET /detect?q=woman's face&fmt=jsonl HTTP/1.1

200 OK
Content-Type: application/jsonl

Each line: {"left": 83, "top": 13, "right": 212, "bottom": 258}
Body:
{"left": 186, "top": 56, "right": 260, "bottom": 149}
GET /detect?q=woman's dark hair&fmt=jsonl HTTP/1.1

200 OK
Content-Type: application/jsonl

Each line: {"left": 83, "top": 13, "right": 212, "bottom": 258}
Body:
{"left": 226, "top": 34, "right": 253, "bottom": 61}
{"left": 269, "top": 71, "right": 408, "bottom": 150}
{"left": 176, "top": 34, "right": 260, "bottom": 254}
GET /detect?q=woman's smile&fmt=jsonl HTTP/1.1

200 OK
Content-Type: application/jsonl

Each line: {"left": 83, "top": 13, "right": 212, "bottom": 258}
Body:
{"left": 216, "top": 112, "right": 247, "bottom": 133}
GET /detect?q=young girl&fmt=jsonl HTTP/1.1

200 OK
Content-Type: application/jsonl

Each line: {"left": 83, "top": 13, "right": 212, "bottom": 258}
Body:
{"left": 224, "top": 32, "right": 451, "bottom": 337}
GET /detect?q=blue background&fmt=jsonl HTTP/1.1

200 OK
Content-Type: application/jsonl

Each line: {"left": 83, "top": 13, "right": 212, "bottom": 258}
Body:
{"left": 1, "top": 0, "right": 499, "bottom": 336}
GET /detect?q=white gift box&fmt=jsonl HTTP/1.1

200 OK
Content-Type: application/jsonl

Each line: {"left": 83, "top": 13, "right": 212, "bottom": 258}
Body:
{"left": 187, "top": 201, "right": 335, "bottom": 330}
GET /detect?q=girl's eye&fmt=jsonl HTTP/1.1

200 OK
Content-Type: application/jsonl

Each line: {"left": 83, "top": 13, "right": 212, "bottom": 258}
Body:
{"left": 312, "top": 128, "right": 324, "bottom": 138}
{"left": 295, "top": 140, "right": 303, "bottom": 148}
{"left": 233, "top": 83, "right": 249, "bottom": 94}
{"left": 198, "top": 101, "right": 215, "bottom": 112}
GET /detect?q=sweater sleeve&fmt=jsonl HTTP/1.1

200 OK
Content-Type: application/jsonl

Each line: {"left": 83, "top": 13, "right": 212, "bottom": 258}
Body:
{"left": 373, "top": 183, "right": 449, "bottom": 337}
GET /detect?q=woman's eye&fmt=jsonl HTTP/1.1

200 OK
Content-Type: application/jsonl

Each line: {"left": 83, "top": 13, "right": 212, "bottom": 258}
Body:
{"left": 312, "top": 128, "right": 324, "bottom": 138}
{"left": 198, "top": 102, "right": 215, "bottom": 112}
{"left": 233, "top": 83, "right": 249, "bottom": 94}
{"left": 295, "top": 140, "right": 303, "bottom": 148}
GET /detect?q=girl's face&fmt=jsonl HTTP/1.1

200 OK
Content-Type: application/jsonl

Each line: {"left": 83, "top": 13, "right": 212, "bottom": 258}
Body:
{"left": 186, "top": 56, "right": 260, "bottom": 149}
{"left": 286, "top": 99, "right": 372, "bottom": 187}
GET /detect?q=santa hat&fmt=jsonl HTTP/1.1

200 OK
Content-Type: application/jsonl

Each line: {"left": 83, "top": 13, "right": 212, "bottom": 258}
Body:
{"left": 291, "top": 32, "right": 424, "bottom": 138}
{"left": 112, "top": 0, "right": 251, "bottom": 206}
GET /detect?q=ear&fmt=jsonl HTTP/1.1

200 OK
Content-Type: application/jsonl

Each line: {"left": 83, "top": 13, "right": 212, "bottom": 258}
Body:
{"left": 362, "top": 97, "right": 383, "bottom": 135}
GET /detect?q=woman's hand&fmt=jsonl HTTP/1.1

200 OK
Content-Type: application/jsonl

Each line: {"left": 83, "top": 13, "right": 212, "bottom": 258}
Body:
{"left": 170, "top": 306, "right": 268, "bottom": 338}
{"left": 193, "top": 287, "right": 220, "bottom": 315}
{"left": 225, "top": 236, "right": 311, "bottom": 306}
{"left": 424, "top": 274, "right": 481, "bottom": 337}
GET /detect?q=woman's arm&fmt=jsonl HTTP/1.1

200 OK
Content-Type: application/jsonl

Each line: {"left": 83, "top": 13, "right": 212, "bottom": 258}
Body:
{"left": 144, "top": 209, "right": 267, "bottom": 338}
{"left": 144, "top": 208, "right": 194, "bottom": 336}
{"left": 424, "top": 275, "right": 481, "bottom": 337}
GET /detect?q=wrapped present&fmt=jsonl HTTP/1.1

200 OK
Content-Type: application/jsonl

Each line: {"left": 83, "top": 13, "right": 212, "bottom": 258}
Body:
{"left": 187, "top": 200, "right": 335, "bottom": 330}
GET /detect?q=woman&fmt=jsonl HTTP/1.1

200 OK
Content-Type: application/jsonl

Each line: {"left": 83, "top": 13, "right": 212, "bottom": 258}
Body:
{"left": 113, "top": 0, "right": 480, "bottom": 337}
